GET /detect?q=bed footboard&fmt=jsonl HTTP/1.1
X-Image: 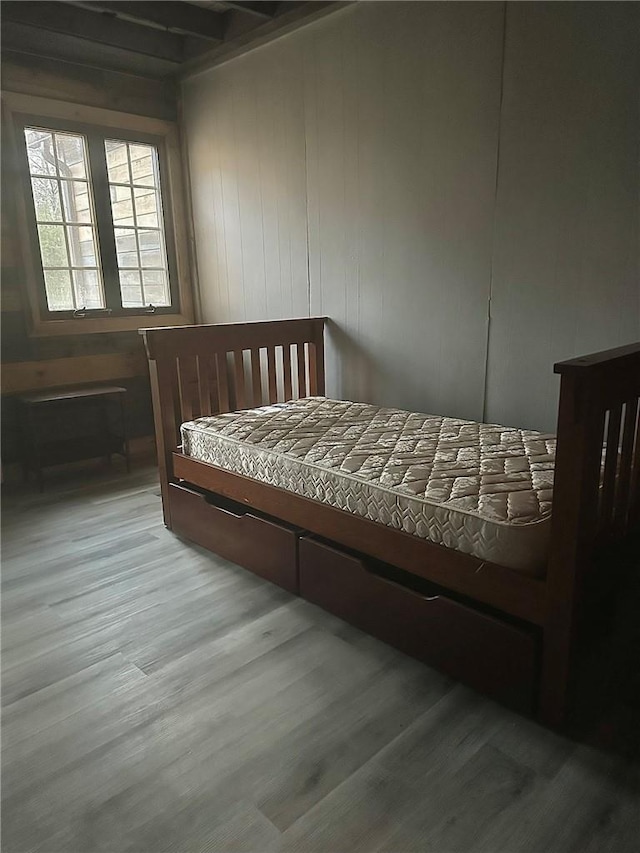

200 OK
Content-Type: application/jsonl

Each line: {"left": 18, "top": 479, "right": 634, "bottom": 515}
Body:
{"left": 541, "top": 342, "right": 640, "bottom": 724}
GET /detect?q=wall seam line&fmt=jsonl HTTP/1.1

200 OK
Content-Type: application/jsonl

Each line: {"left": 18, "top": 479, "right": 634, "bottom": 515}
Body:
{"left": 482, "top": 0, "right": 508, "bottom": 423}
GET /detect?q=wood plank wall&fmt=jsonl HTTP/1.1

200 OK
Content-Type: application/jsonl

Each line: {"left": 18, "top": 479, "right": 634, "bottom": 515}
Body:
{"left": 182, "top": 1, "right": 640, "bottom": 433}
{"left": 1, "top": 56, "right": 177, "bottom": 464}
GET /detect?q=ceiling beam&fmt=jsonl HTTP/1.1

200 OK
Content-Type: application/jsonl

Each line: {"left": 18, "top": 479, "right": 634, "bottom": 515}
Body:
{"left": 219, "top": 2, "right": 279, "bottom": 19}
{"left": 1, "top": 21, "right": 180, "bottom": 78}
{"left": 182, "top": 1, "right": 350, "bottom": 78}
{"left": 2, "top": 2, "right": 185, "bottom": 63}
{"left": 77, "top": 1, "right": 225, "bottom": 42}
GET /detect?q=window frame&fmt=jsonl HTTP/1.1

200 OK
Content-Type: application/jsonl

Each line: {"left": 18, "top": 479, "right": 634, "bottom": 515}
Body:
{"left": 4, "top": 92, "right": 194, "bottom": 336}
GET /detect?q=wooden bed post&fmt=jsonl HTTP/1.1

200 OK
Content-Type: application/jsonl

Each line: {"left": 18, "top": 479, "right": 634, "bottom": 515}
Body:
{"left": 141, "top": 333, "right": 180, "bottom": 528}
{"left": 539, "top": 370, "right": 603, "bottom": 725}
{"left": 540, "top": 343, "right": 640, "bottom": 726}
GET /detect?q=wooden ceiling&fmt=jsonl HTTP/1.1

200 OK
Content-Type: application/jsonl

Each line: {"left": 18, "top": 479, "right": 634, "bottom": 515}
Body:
{"left": 1, "top": 1, "right": 345, "bottom": 79}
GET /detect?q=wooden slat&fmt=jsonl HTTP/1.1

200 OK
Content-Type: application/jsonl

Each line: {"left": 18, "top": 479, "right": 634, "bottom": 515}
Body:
{"left": 177, "top": 357, "right": 199, "bottom": 422}
{"left": 308, "top": 342, "right": 318, "bottom": 396}
{"left": 233, "top": 350, "right": 246, "bottom": 410}
{"left": 196, "top": 355, "right": 214, "bottom": 417}
{"left": 215, "top": 352, "right": 230, "bottom": 413}
{"left": 314, "top": 340, "right": 325, "bottom": 396}
{"left": 250, "top": 347, "right": 262, "bottom": 406}
{"left": 600, "top": 404, "right": 622, "bottom": 533}
{"left": 1, "top": 351, "right": 147, "bottom": 394}
{"left": 296, "top": 343, "right": 307, "bottom": 398}
{"left": 614, "top": 397, "right": 639, "bottom": 534}
{"left": 282, "top": 344, "right": 292, "bottom": 401}
{"left": 266, "top": 346, "right": 277, "bottom": 403}
{"left": 628, "top": 404, "right": 640, "bottom": 527}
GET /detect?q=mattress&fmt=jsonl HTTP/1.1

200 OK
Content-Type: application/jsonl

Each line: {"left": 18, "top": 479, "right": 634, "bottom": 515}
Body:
{"left": 180, "top": 397, "right": 556, "bottom": 576}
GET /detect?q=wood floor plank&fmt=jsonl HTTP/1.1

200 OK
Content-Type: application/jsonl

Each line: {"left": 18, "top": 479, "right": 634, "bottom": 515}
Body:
{"left": 2, "top": 464, "right": 638, "bottom": 853}
{"left": 374, "top": 743, "right": 536, "bottom": 852}
{"left": 1, "top": 653, "right": 147, "bottom": 748}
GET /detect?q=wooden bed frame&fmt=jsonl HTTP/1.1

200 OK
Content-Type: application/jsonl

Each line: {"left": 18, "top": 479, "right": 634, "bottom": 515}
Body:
{"left": 141, "top": 318, "right": 640, "bottom": 726}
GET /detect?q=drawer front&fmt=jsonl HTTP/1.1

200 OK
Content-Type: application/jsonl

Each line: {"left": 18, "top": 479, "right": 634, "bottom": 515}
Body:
{"left": 169, "top": 483, "right": 299, "bottom": 593}
{"left": 299, "top": 537, "right": 537, "bottom": 712}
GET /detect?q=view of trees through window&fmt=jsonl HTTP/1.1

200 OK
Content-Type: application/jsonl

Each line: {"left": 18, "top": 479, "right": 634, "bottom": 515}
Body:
{"left": 25, "top": 127, "right": 172, "bottom": 313}
{"left": 25, "top": 128, "right": 104, "bottom": 311}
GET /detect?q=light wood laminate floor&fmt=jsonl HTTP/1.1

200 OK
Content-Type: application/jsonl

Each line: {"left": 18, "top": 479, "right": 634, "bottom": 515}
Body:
{"left": 2, "top": 464, "right": 639, "bottom": 853}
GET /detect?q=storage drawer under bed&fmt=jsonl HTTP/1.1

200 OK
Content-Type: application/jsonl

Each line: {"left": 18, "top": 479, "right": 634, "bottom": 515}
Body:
{"left": 169, "top": 482, "right": 299, "bottom": 593}
{"left": 299, "top": 536, "right": 538, "bottom": 712}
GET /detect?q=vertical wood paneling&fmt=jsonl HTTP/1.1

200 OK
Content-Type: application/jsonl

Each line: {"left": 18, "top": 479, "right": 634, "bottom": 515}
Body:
{"left": 485, "top": 2, "right": 640, "bottom": 431}
{"left": 301, "top": 1, "right": 503, "bottom": 417}
{"left": 183, "top": 41, "right": 308, "bottom": 325}
{"left": 182, "top": 1, "right": 638, "bottom": 431}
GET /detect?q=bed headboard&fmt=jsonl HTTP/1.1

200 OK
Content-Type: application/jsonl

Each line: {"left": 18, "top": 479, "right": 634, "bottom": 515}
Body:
{"left": 140, "top": 317, "right": 326, "bottom": 515}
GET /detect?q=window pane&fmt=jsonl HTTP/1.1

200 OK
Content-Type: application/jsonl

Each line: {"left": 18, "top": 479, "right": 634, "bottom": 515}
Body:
{"left": 54, "top": 133, "right": 87, "bottom": 179}
{"left": 27, "top": 126, "right": 105, "bottom": 313}
{"left": 67, "top": 226, "right": 98, "bottom": 267}
{"left": 24, "top": 129, "right": 57, "bottom": 176}
{"left": 106, "top": 137, "right": 171, "bottom": 308}
{"left": 133, "top": 186, "right": 159, "bottom": 228}
{"left": 44, "top": 270, "right": 74, "bottom": 310}
{"left": 61, "top": 180, "right": 92, "bottom": 224}
{"left": 114, "top": 228, "right": 139, "bottom": 267}
{"left": 38, "top": 224, "right": 68, "bottom": 267}
{"left": 137, "top": 230, "right": 162, "bottom": 268}
{"left": 73, "top": 270, "right": 103, "bottom": 309}
{"left": 110, "top": 185, "right": 134, "bottom": 226}
{"left": 105, "top": 140, "right": 130, "bottom": 184}
{"left": 129, "top": 144, "right": 155, "bottom": 186}
{"left": 119, "top": 270, "right": 143, "bottom": 307}
{"left": 31, "top": 178, "right": 63, "bottom": 222}
{"left": 142, "top": 270, "right": 170, "bottom": 306}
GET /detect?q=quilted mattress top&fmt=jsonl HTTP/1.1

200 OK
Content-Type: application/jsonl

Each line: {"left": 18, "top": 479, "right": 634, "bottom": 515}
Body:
{"left": 181, "top": 397, "right": 557, "bottom": 575}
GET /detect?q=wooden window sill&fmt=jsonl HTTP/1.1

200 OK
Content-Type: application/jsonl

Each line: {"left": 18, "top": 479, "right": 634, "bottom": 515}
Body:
{"left": 27, "top": 312, "right": 193, "bottom": 337}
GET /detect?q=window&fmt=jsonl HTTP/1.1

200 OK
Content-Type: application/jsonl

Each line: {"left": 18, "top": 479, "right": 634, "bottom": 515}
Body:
{"left": 105, "top": 139, "right": 171, "bottom": 310}
{"left": 22, "top": 123, "right": 177, "bottom": 319}
{"left": 5, "top": 93, "right": 193, "bottom": 335}
{"left": 25, "top": 128, "right": 105, "bottom": 312}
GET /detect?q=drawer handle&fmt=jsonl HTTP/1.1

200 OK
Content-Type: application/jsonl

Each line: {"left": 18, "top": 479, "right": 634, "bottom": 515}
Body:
{"left": 204, "top": 500, "right": 245, "bottom": 521}
{"left": 363, "top": 562, "right": 441, "bottom": 602}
